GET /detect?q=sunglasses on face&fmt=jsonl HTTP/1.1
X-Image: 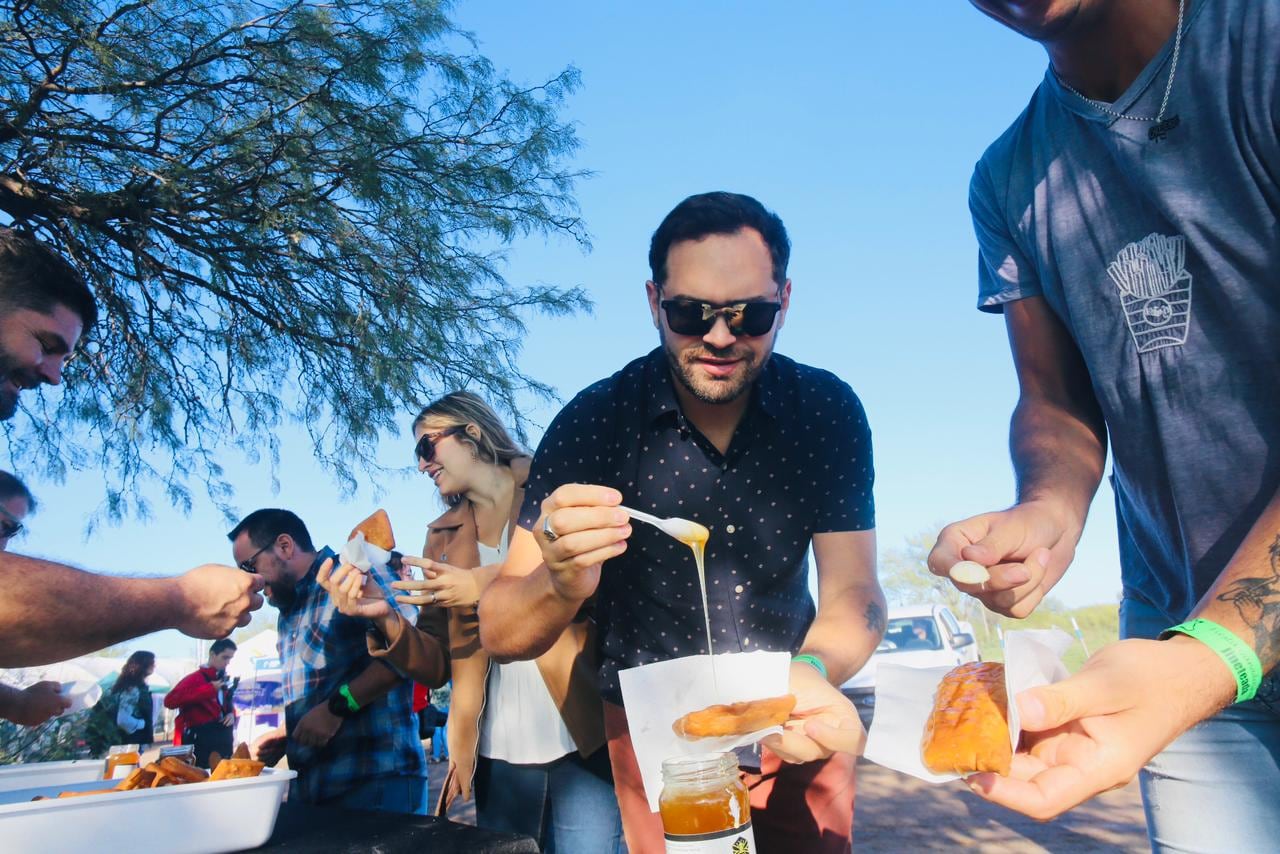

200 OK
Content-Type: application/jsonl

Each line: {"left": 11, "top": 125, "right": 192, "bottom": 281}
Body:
{"left": 238, "top": 541, "right": 273, "bottom": 574}
{"left": 0, "top": 506, "right": 23, "bottom": 540}
{"left": 414, "top": 425, "right": 467, "bottom": 464}
{"left": 659, "top": 299, "right": 782, "bottom": 338}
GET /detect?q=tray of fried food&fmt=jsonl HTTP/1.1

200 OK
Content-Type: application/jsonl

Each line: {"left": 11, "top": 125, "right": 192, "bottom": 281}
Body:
{"left": 43, "top": 747, "right": 260, "bottom": 800}
{"left": 209, "top": 742, "right": 264, "bottom": 781}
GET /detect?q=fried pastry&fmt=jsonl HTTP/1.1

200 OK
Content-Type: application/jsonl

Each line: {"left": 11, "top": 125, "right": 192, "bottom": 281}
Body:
{"left": 208, "top": 757, "right": 266, "bottom": 781}
{"left": 157, "top": 756, "right": 209, "bottom": 783}
{"left": 351, "top": 509, "right": 395, "bottom": 551}
{"left": 921, "top": 661, "right": 1012, "bottom": 776}
{"left": 673, "top": 694, "right": 797, "bottom": 739}
{"left": 113, "top": 765, "right": 156, "bottom": 791}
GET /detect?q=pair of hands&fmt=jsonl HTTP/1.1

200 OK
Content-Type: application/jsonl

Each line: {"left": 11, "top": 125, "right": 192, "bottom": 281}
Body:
{"left": 534, "top": 488, "right": 869, "bottom": 766}
{"left": 251, "top": 697, "right": 347, "bottom": 759}
{"left": 172, "top": 565, "right": 266, "bottom": 638}
{"left": 317, "top": 556, "right": 481, "bottom": 621}
{"left": 927, "top": 501, "right": 1237, "bottom": 819}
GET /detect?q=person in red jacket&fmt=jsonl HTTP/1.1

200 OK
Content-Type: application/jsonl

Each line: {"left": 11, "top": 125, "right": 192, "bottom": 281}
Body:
{"left": 165, "top": 639, "right": 238, "bottom": 766}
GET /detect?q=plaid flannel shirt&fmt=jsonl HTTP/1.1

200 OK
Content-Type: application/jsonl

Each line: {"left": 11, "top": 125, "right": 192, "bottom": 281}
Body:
{"left": 277, "top": 547, "right": 425, "bottom": 803}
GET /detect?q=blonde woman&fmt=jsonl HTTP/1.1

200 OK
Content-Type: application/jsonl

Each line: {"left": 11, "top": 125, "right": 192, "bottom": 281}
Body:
{"left": 321, "top": 392, "right": 620, "bottom": 853}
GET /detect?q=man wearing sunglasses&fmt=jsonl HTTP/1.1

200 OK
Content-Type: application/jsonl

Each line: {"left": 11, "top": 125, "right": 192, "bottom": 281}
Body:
{"left": 228, "top": 508, "right": 432, "bottom": 812}
{"left": 0, "top": 467, "right": 73, "bottom": 726}
{"left": 0, "top": 229, "right": 264, "bottom": 666}
{"left": 480, "top": 192, "right": 883, "bottom": 853}
{"left": 0, "top": 469, "right": 33, "bottom": 550}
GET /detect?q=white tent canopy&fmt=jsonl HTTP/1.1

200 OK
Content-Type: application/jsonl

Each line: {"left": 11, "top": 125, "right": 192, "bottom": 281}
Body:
{"left": 226, "top": 629, "right": 279, "bottom": 678}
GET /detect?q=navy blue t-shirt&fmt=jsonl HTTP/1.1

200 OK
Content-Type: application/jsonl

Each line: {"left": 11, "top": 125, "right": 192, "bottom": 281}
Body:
{"left": 520, "top": 348, "right": 875, "bottom": 704}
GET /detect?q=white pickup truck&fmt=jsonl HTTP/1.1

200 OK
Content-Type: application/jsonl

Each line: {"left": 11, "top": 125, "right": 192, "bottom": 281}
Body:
{"left": 841, "top": 603, "right": 980, "bottom": 724}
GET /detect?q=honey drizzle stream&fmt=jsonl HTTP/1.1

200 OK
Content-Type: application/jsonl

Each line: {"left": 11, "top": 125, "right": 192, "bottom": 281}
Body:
{"left": 685, "top": 531, "right": 718, "bottom": 694}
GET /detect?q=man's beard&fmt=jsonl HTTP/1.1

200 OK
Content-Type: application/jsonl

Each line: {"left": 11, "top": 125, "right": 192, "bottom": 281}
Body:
{"left": 661, "top": 330, "right": 771, "bottom": 405}
{"left": 0, "top": 350, "right": 20, "bottom": 420}
{"left": 265, "top": 579, "right": 296, "bottom": 609}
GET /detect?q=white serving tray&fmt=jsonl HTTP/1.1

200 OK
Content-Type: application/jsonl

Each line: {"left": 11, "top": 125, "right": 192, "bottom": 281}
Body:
{"left": 0, "top": 763, "right": 296, "bottom": 854}
{"left": 0, "top": 759, "right": 106, "bottom": 793}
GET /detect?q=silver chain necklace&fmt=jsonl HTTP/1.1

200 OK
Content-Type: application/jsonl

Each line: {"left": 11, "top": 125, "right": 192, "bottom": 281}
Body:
{"left": 1054, "top": 0, "right": 1186, "bottom": 141}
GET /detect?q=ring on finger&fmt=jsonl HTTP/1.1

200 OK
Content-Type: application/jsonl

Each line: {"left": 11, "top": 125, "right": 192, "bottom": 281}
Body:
{"left": 542, "top": 514, "right": 559, "bottom": 542}
{"left": 429, "top": 590, "right": 437, "bottom": 605}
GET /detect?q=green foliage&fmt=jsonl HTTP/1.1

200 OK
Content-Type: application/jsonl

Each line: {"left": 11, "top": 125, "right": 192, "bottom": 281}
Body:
{"left": 976, "top": 604, "right": 1119, "bottom": 673}
{"left": 0, "top": 710, "right": 92, "bottom": 764}
{"left": 0, "top": 0, "right": 590, "bottom": 520}
{"left": 880, "top": 526, "right": 1120, "bottom": 672}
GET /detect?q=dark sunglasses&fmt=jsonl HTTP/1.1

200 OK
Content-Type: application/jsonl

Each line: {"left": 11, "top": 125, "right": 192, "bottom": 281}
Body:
{"left": 0, "top": 506, "right": 23, "bottom": 540}
{"left": 659, "top": 299, "right": 782, "bottom": 337}
{"left": 414, "top": 425, "right": 467, "bottom": 463}
{"left": 238, "top": 541, "right": 273, "bottom": 574}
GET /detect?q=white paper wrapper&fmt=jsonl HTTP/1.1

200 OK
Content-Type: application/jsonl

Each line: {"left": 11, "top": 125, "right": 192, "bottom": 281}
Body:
{"left": 339, "top": 533, "right": 415, "bottom": 622}
{"left": 863, "top": 629, "right": 1073, "bottom": 783}
{"left": 619, "top": 650, "right": 790, "bottom": 812}
{"left": 0, "top": 663, "right": 102, "bottom": 717}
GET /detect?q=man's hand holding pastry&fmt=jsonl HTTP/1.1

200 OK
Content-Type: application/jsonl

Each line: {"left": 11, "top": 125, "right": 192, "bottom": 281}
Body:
{"left": 967, "top": 636, "right": 1234, "bottom": 820}
{"left": 317, "top": 557, "right": 393, "bottom": 621}
{"left": 763, "top": 659, "right": 866, "bottom": 764}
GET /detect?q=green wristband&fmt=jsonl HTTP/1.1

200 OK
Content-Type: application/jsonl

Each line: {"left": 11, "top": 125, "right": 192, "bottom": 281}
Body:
{"left": 1161, "top": 618, "right": 1263, "bottom": 704}
{"left": 792, "top": 653, "right": 828, "bottom": 681}
{"left": 339, "top": 683, "right": 361, "bottom": 713}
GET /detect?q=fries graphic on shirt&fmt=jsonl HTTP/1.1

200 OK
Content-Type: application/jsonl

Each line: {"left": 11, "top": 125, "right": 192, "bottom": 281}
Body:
{"left": 1107, "top": 233, "right": 1193, "bottom": 354}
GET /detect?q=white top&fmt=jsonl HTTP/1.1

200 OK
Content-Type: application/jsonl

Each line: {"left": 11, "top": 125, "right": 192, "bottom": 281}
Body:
{"left": 475, "top": 528, "right": 578, "bottom": 764}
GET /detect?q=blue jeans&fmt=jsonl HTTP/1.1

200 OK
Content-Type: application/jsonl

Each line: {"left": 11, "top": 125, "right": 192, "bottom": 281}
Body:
{"left": 324, "top": 774, "right": 429, "bottom": 815}
{"left": 432, "top": 724, "right": 448, "bottom": 761}
{"left": 474, "top": 748, "right": 622, "bottom": 854}
{"left": 1122, "top": 597, "right": 1280, "bottom": 852}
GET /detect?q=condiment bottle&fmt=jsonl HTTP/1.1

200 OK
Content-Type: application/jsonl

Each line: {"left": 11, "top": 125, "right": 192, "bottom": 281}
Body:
{"left": 102, "top": 744, "right": 140, "bottom": 780}
{"left": 658, "top": 752, "right": 754, "bottom": 853}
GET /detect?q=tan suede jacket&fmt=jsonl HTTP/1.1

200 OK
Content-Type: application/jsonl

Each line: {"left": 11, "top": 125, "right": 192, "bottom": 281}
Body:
{"left": 366, "top": 457, "right": 604, "bottom": 814}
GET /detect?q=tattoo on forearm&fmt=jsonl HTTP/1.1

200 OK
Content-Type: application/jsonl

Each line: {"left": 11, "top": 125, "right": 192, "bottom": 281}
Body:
{"left": 865, "top": 600, "right": 885, "bottom": 637}
{"left": 1216, "top": 534, "right": 1280, "bottom": 667}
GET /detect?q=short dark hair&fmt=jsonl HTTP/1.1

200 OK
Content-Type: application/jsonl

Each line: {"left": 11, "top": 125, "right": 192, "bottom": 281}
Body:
{"left": 210, "top": 638, "right": 237, "bottom": 656}
{"left": 648, "top": 192, "right": 791, "bottom": 288}
{"left": 0, "top": 228, "right": 98, "bottom": 330}
{"left": 0, "top": 470, "right": 34, "bottom": 512}
{"left": 228, "top": 508, "right": 315, "bottom": 553}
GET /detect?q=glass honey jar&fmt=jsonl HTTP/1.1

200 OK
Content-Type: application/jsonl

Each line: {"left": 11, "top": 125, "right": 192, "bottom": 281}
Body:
{"left": 102, "top": 744, "right": 141, "bottom": 780}
{"left": 659, "top": 752, "right": 754, "bottom": 853}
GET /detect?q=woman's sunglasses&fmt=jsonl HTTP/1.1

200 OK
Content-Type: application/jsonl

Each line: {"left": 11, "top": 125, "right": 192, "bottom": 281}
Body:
{"left": 414, "top": 425, "right": 467, "bottom": 463}
{"left": 659, "top": 299, "right": 782, "bottom": 338}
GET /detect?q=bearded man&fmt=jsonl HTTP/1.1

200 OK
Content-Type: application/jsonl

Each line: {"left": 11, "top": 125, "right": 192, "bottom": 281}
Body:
{"left": 478, "top": 192, "right": 883, "bottom": 853}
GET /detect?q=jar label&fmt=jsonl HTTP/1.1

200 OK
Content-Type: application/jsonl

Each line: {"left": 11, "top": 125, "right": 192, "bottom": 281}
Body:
{"left": 664, "top": 821, "right": 755, "bottom": 853}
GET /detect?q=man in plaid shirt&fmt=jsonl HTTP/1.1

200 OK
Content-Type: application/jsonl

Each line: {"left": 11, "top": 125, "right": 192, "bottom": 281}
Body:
{"left": 230, "top": 509, "right": 432, "bottom": 812}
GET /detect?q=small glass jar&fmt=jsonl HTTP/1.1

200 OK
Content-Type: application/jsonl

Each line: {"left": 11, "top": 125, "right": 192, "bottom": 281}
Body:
{"left": 103, "top": 744, "right": 141, "bottom": 780}
{"left": 658, "top": 752, "right": 755, "bottom": 853}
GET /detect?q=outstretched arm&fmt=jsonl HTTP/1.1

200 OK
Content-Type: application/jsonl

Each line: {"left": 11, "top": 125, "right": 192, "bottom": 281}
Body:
{"left": 0, "top": 556, "right": 265, "bottom": 667}
{"left": 767, "top": 530, "right": 883, "bottom": 763}
{"left": 929, "top": 297, "right": 1107, "bottom": 618}
{"left": 971, "top": 487, "right": 1280, "bottom": 820}
{"left": 480, "top": 484, "right": 630, "bottom": 661}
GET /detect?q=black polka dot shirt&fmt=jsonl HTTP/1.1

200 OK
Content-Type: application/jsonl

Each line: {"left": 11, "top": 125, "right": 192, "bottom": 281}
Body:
{"left": 520, "top": 348, "right": 875, "bottom": 705}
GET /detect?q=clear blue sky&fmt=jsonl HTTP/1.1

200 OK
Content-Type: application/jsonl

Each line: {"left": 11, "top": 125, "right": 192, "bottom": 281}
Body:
{"left": 11, "top": 3, "right": 1124, "bottom": 659}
